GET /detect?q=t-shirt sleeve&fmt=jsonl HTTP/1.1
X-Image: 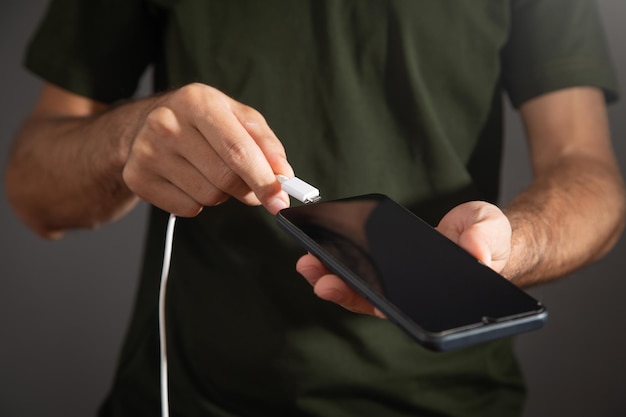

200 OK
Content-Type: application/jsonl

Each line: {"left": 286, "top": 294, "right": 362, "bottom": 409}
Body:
{"left": 24, "top": 0, "right": 162, "bottom": 104}
{"left": 501, "top": 0, "right": 619, "bottom": 108}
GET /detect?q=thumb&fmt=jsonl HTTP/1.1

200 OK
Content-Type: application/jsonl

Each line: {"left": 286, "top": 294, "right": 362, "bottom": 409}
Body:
{"left": 457, "top": 225, "right": 493, "bottom": 267}
{"left": 437, "top": 202, "right": 511, "bottom": 273}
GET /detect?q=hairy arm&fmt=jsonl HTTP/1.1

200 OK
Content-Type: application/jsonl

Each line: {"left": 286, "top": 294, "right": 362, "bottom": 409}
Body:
{"left": 297, "top": 86, "right": 626, "bottom": 314}
{"left": 4, "top": 83, "right": 293, "bottom": 239}
{"left": 5, "top": 84, "right": 137, "bottom": 238}
{"left": 502, "top": 87, "right": 626, "bottom": 287}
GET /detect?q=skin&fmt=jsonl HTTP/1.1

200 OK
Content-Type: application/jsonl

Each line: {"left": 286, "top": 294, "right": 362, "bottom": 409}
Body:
{"left": 297, "top": 87, "right": 626, "bottom": 316}
{"left": 5, "top": 84, "right": 626, "bottom": 319}
{"left": 5, "top": 83, "right": 294, "bottom": 239}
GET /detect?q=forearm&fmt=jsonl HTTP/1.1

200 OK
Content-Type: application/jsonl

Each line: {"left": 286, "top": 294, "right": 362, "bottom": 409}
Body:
{"left": 4, "top": 97, "right": 153, "bottom": 238}
{"left": 501, "top": 154, "right": 626, "bottom": 287}
{"left": 6, "top": 82, "right": 294, "bottom": 238}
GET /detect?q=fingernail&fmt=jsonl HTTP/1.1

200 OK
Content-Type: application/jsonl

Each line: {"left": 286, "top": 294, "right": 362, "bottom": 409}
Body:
{"left": 267, "top": 197, "right": 288, "bottom": 214}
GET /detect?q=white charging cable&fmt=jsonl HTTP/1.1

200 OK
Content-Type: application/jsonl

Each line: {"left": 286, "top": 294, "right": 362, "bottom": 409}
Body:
{"left": 157, "top": 176, "right": 319, "bottom": 417}
{"left": 158, "top": 213, "right": 177, "bottom": 417}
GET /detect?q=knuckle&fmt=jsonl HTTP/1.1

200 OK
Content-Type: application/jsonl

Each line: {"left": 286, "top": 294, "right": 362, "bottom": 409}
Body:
{"left": 239, "top": 104, "right": 265, "bottom": 123}
{"left": 177, "top": 83, "right": 221, "bottom": 108}
{"left": 144, "top": 106, "right": 181, "bottom": 138}
{"left": 224, "top": 140, "right": 253, "bottom": 169}
{"left": 213, "top": 167, "right": 240, "bottom": 191}
{"left": 174, "top": 83, "right": 231, "bottom": 125}
{"left": 177, "top": 83, "right": 204, "bottom": 103}
{"left": 189, "top": 180, "right": 220, "bottom": 206}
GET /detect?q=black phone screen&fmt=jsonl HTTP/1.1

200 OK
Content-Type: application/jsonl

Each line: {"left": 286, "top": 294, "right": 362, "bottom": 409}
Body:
{"left": 277, "top": 194, "right": 547, "bottom": 350}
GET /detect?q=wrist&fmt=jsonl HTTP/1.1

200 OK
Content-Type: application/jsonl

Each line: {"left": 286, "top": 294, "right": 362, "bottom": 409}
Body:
{"left": 107, "top": 96, "right": 158, "bottom": 173}
{"left": 500, "top": 208, "right": 550, "bottom": 287}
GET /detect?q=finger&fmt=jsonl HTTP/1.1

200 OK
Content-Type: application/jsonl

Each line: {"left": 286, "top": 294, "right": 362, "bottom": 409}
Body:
{"left": 123, "top": 150, "right": 210, "bottom": 216}
{"left": 177, "top": 128, "right": 262, "bottom": 206}
{"left": 189, "top": 90, "right": 289, "bottom": 213}
{"left": 296, "top": 253, "right": 329, "bottom": 286}
{"left": 457, "top": 225, "right": 493, "bottom": 266}
{"left": 124, "top": 169, "right": 203, "bottom": 217}
{"left": 373, "top": 308, "right": 387, "bottom": 319}
{"left": 126, "top": 111, "right": 232, "bottom": 209}
{"left": 150, "top": 153, "right": 232, "bottom": 207}
{"left": 232, "top": 103, "right": 295, "bottom": 179}
{"left": 437, "top": 202, "right": 511, "bottom": 273}
{"left": 313, "top": 275, "right": 378, "bottom": 316}
{"left": 297, "top": 254, "right": 378, "bottom": 316}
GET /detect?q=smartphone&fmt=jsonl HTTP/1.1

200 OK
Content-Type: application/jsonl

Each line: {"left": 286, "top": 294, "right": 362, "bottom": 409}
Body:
{"left": 276, "top": 194, "right": 547, "bottom": 351}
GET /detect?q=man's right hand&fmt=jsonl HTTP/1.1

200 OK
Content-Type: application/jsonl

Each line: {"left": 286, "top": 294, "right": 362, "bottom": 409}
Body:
{"left": 122, "top": 83, "right": 293, "bottom": 216}
{"left": 5, "top": 82, "right": 293, "bottom": 238}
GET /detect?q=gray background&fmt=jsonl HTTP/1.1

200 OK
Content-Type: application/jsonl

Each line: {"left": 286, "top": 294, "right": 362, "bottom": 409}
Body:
{"left": 1, "top": 0, "right": 624, "bottom": 416}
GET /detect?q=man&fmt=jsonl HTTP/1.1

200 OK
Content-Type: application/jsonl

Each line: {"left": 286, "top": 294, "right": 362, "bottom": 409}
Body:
{"left": 5, "top": 1, "right": 625, "bottom": 416}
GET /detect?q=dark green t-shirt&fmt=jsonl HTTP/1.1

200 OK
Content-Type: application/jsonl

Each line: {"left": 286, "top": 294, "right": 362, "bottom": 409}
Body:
{"left": 25, "top": 1, "right": 618, "bottom": 416}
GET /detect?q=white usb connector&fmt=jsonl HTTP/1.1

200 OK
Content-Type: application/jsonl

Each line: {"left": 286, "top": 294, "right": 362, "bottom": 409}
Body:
{"left": 276, "top": 175, "right": 321, "bottom": 204}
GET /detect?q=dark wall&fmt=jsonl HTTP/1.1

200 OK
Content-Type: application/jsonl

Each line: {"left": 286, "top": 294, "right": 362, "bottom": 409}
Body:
{"left": 1, "top": 1, "right": 624, "bottom": 416}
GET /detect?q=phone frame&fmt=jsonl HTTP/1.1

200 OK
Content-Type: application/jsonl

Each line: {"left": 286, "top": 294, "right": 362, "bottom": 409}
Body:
{"left": 277, "top": 194, "right": 547, "bottom": 351}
